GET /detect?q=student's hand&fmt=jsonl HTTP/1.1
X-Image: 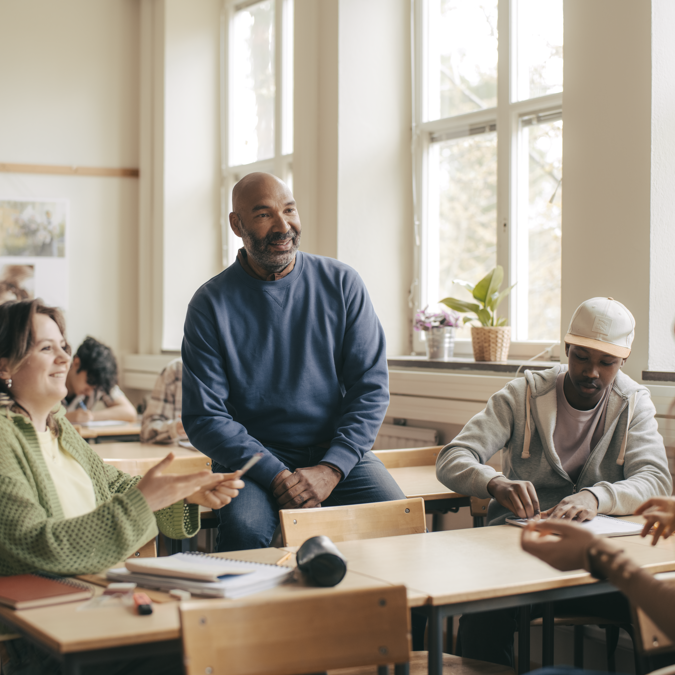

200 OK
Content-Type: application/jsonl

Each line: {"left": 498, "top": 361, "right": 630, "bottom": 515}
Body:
{"left": 271, "top": 465, "right": 341, "bottom": 509}
{"left": 542, "top": 491, "right": 598, "bottom": 522}
{"left": 186, "top": 472, "right": 245, "bottom": 509}
{"left": 66, "top": 408, "right": 94, "bottom": 424}
{"left": 487, "top": 475, "right": 540, "bottom": 519}
{"left": 521, "top": 519, "right": 600, "bottom": 571}
{"left": 635, "top": 497, "right": 675, "bottom": 545}
{"left": 137, "top": 453, "right": 230, "bottom": 512}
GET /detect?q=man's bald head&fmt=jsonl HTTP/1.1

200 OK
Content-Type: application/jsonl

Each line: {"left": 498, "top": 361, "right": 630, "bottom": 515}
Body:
{"left": 229, "top": 172, "right": 301, "bottom": 275}
{"left": 232, "top": 172, "right": 291, "bottom": 214}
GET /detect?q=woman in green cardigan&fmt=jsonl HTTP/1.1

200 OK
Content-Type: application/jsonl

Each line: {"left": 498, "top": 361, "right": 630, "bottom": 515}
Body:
{"left": 0, "top": 299, "right": 244, "bottom": 673}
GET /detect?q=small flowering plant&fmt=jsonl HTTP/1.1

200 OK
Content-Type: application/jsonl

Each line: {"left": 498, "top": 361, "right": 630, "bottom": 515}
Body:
{"left": 414, "top": 305, "right": 460, "bottom": 332}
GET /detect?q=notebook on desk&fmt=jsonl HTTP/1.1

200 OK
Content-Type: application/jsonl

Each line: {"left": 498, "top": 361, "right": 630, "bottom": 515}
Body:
{"left": 0, "top": 573, "right": 94, "bottom": 610}
{"left": 108, "top": 552, "right": 293, "bottom": 598}
{"left": 506, "top": 513, "right": 644, "bottom": 537}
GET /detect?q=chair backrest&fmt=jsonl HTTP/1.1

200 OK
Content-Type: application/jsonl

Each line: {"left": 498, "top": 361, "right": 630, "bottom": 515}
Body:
{"left": 279, "top": 497, "right": 426, "bottom": 547}
{"left": 373, "top": 445, "right": 443, "bottom": 468}
{"left": 180, "top": 585, "right": 410, "bottom": 675}
{"left": 104, "top": 454, "right": 212, "bottom": 477}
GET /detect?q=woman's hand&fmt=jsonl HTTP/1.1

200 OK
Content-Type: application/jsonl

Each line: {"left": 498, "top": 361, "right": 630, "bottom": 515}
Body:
{"left": 65, "top": 408, "right": 94, "bottom": 424}
{"left": 521, "top": 519, "right": 598, "bottom": 571}
{"left": 186, "top": 472, "right": 245, "bottom": 509}
{"left": 136, "top": 454, "right": 234, "bottom": 512}
{"left": 635, "top": 497, "right": 675, "bottom": 545}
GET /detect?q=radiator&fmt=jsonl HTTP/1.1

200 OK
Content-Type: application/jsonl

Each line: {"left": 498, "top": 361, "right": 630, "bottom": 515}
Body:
{"left": 372, "top": 423, "right": 438, "bottom": 450}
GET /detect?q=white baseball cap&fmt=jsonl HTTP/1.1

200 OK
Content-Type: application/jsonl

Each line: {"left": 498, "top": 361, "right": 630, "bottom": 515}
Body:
{"left": 564, "top": 297, "right": 635, "bottom": 359}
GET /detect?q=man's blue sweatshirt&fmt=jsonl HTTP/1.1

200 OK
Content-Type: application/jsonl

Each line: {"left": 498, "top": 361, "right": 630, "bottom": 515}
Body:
{"left": 181, "top": 251, "right": 389, "bottom": 488}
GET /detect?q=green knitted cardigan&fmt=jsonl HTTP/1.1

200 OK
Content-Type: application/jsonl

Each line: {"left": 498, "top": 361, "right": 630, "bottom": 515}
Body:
{"left": 0, "top": 406, "right": 200, "bottom": 576}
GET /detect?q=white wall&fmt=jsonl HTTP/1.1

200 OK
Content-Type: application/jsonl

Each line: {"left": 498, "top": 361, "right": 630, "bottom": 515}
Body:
{"left": 562, "top": 0, "right": 652, "bottom": 381}
{"left": 649, "top": 0, "right": 675, "bottom": 373}
{"left": 294, "top": 0, "right": 413, "bottom": 356}
{"left": 0, "top": 0, "right": 140, "bottom": 357}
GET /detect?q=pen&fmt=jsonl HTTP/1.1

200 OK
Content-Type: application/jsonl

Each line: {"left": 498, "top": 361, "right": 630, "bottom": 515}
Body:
{"left": 276, "top": 552, "right": 294, "bottom": 566}
{"left": 78, "top": 401, "right": 87, "bottom": 411}
{"left": 133, "top": 592, "right": 153, "bottom": 615}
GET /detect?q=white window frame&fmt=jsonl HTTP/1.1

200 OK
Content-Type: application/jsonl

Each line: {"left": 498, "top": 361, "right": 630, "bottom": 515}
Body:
{"left": 221, "top": 0, "right": 294, "bottom": 267}
{"left": 412, "top": 0, "right": 563, "bottom": 358}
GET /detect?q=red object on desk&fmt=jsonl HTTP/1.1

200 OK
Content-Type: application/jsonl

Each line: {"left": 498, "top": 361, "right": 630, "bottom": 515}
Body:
{"left": 133, "top": 592, "right": 153, "bottom": 615}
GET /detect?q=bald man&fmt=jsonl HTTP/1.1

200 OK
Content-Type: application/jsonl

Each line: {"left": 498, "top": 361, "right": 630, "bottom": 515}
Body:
{"left": 181, "top": 173, "right": 405, "bottom": 552}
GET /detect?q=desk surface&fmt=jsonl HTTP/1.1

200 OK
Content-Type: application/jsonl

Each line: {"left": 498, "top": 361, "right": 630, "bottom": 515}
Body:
{"left": 326, "top": 523, "right": 675, "bottom": 607}
{"left": 386, "top": 465, "right": 460, "bottom": 502}
{"left": 92, "top": 442, "right": 197, "bottom": 462}
{"left": 0, "top": 549, "right": 397, "bottom": 655}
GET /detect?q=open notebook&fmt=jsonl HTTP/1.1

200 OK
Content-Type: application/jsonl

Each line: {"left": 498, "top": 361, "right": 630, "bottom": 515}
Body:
{"left": 506, "top": 514, "right": 644, "bottom": 537}
{"left": 107, "top": 552, "right": 293, "bottom": 599}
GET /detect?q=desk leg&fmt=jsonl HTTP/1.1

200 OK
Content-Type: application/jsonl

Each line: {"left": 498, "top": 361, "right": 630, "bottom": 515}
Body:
{"left": 518, "top": 605, "right": 531, "bottom": 675}
{"left": 62, "top": 655, "right": 82, "bottom": 675}
{"left": 428, "top": 609, "right": 443, "bottom": 675}
{"left": 542, "top": 602, "right": 554, "bottom": 666}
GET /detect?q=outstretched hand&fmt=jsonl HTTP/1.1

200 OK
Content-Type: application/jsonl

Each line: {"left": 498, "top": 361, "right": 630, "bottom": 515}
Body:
{"left": 541, "top": 491, "right": 598, "bottom": 522}
{"left": 136, "top": 453, "right": 236, "bottom": 512}
{"left": 271, "top": 465, "right": 341, "bottom": 509}
{"left": 635, "top": 497, "right": 675, "bottom": 545}
{"left": 521, "top": 519, "right": 600, "bottom": 571}
{"left": 186, "top": 471, "right": 245, "bottom": 509}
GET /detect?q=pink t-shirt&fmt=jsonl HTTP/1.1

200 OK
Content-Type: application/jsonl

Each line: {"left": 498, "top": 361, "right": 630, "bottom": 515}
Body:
{"left": 552, "top": 372, "right": 610, "bottom": 483}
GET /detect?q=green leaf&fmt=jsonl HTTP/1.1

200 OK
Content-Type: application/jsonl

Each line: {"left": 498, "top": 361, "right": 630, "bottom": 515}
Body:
{"left": 472, "top": 266, "right": 503, "bottom": 306}
{"left": 496, "top": 316, "right": 508, "bottom": 326}
{"left": 440, "top": 298, "right": 481, "bottom": 314}
{"left": 453, "top": 279, "right": 475, "bottom": 295}
{"left": 489, "top": 283, "right": 516, "bottom": 311}
{"left": 476, "top": 308, "right": 492, "bottom": 326}
{"left": 462, "top": 315, "right": 475, "bottom": 325}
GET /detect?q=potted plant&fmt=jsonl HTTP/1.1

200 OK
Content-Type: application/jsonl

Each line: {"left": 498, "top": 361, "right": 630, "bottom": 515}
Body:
{"left": 414, "top": 305, "right": 460, "bottom": 360}
{"left": 440, "top": 266, "right": 515, "bottom": 361}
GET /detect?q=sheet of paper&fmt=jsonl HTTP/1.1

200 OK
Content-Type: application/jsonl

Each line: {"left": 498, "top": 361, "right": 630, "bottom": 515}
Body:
{"left": 506, "top": 514, "right": 643, "bottom": 537}
{"left": 80, "top": 420, "right": 127, "bottom": 428}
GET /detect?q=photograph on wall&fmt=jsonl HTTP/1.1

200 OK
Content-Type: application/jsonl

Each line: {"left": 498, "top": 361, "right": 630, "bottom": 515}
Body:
{"left": 0, "top": 198, "right": 69, "bottom": 310}
{"left": 0, "top": 199, "right": 67, "bottom": 257}
{"left": 0, "top": 263, "right": 35, "bottom": 303}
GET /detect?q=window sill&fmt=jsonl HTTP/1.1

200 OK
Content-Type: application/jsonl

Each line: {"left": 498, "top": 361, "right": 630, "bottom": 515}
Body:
{"left": 642, "top": 371, "right": 675, "bottom": 383}
{"left": 388, "top": 355, "right": 556, "bottom": 375}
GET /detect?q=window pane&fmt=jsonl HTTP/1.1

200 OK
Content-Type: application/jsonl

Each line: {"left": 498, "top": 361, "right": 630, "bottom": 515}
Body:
{"left": 426, "top": 0, "right": 498, "bottom": 121}
{"left": 430, "top": 133, "right": 497, "bottom": 339}
{"left": 231, "top": 0, "right": 275, "bottom": 166}
{"left": 515, "top": 0, "right": 563, "bottom": 101}
{"left": 524, "top": 120, "right": 562, "bottom": 340}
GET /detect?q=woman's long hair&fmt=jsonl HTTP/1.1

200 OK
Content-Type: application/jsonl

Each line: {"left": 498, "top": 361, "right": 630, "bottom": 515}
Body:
{"left": 0, "top": 300, "right": 71, "bottom": 433}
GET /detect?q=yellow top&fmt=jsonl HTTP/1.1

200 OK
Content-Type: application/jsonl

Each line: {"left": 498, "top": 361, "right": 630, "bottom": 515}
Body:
{"left": 35, "top": 430, "right": 97, "bottom": 518}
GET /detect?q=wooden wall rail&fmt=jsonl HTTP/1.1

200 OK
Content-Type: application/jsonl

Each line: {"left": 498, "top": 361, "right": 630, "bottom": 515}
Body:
{"left": 0, "top": 162, "right": 139, "bottom": 178}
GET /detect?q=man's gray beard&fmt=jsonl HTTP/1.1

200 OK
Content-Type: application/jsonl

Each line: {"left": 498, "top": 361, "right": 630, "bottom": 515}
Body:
{"left": 242, "top": 230, "right": 300, "bottom": 274}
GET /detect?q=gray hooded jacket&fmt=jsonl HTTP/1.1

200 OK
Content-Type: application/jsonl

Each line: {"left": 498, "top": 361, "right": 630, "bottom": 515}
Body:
{"left": 436, "top": 365, "right": 672, "bottom": 525}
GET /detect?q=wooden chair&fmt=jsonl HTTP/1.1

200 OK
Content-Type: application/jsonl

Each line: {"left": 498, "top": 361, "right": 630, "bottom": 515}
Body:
{"left": 180, "top": 585, "right": 411, "bottom": 675}
{"left": 279, "top": 498, "right": 426, "bottom": 547}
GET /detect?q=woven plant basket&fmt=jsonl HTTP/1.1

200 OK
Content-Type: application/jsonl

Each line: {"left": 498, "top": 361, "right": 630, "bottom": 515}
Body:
{"left": 471, "top": 326, "right": 511, "bottom": 361}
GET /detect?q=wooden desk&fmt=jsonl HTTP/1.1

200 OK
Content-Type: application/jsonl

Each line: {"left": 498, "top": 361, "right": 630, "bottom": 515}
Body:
{"left": 92, "top": 442, "right": 211, "bottom": 476}
{"left": 0, "top": 549, "right": 400, "bottom": 675}
{"left": 76, "top": 422, "right": 142, "bottom": 443}
{"left": 325, "top": 524, "right": 675, "bottom": 675}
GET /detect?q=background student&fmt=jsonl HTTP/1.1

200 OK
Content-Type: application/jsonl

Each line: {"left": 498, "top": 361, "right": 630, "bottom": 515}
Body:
{"left": 63, "top": 335, "right": 137, "bottom": 424}
{"left": 140, "top": 357, "right": 185, "bottom": 444}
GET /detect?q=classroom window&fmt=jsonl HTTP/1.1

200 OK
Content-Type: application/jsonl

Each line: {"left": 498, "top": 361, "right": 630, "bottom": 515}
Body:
{"left": 223, "top": 0, "right": 294, "bottom": 265}
{"left": 413, "top": 0, "right": 563, "bottom": 348}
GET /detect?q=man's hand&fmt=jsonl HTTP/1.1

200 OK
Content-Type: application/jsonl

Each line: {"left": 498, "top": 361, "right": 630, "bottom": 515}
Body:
{"left": 186, "top": 471, "right": 245, "bottom": 509}
{"left": 635, "top": 497, "right": 675, "bottom": 545}
{"left": 487, "top": 475, "right": 540, "bottom": 519}
{"left": 66, "top": 408, "right": 94, "bottom": 424}
{"left": 521, "top": 519, "right": 601, "bottom": 571}
{"left": 271, "top": 465, "right": 341, "bottom": 509}
{"left": 542, "top": 490, "right": 598, "bottom": 522}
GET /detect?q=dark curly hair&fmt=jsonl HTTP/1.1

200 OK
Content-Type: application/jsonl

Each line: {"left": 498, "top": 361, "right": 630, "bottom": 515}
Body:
{"left": 75, "top": 336, "right": 118, "bottom": 395}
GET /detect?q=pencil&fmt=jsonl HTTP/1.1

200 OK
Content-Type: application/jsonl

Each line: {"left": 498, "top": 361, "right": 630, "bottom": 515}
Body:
{"left": 276, "top": 552, "right": 294, "bottom": 566}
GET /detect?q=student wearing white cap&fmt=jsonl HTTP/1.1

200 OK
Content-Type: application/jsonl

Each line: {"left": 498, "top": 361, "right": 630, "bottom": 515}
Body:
{"left": 436, "top": 297, "right": 672, "bottom": 666}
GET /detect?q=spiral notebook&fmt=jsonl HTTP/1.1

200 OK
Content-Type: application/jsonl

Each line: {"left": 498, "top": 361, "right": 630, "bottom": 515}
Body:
{"left": 107, "top": 552, "right": 293, "bottom": 599}
{"left": 0, "top": 573, "right": 94, "bottom": 609}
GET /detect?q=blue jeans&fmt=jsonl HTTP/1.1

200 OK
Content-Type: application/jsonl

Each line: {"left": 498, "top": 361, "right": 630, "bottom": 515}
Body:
{"left": 212, "top": 446, "right": 406, "bottom": 552}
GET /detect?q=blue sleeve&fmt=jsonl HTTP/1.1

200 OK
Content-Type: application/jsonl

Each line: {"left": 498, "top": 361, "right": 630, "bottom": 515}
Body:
{"left": 181, "top": 303, "right": 288, "bottom": 487}
{"left": 321, "top": 273, "right": 389, "bottom": 478}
